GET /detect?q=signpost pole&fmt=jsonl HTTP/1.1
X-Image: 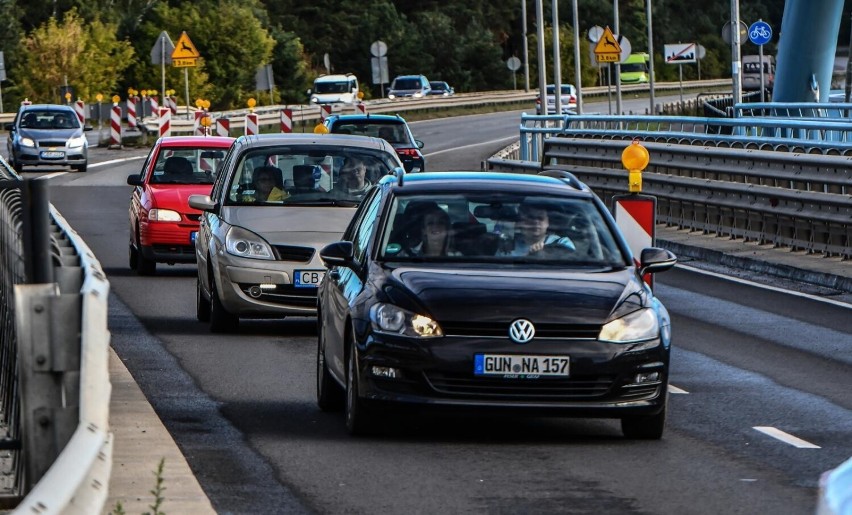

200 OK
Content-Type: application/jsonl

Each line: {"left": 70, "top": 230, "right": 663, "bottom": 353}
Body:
{"left": 161, "top": 34, "right": 166, "bottom": 102}
{"left": 731, "top": 0, "right": 742, "bottom": 105}
{"left": 522, "top": 0, "right": 530, "bottom": 92}
{"left": 572, "top": 0, "right": 583, "bottom": 114}
{"left": 646, "top": 0, "right": 655, "bottom": 114}
{"left": 614, "top": 0, "right": 623, "bottom": 115}
{"left": 535, "top": 0, "right": 548, "bottom": 115}
{"left": 184, "top": 68, "right": 191, "bottom": 120}
{"left": 552, "top": 0, "right": 562, "bottom": 115}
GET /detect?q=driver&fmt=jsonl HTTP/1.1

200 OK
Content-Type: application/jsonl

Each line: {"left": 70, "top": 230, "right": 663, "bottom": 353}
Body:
{"left": 502, "top": 202, "right": 575, "bottom": 256}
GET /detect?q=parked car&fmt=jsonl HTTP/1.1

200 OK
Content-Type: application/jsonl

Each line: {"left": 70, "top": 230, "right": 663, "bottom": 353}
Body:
{"left": 427, "top": 81, "right": 455, "bottom": 96}
{"left": 388, "top": 75, "right": 431, "bottom": 99}
{"left": 4, "top": 104, "right": 92, "bottom": 173}
{"left": 324, "top": 114, "right": 425, "bottom": 173}
{"left": 535, "top": 84, "right": 578, "bottom": 114}
{"left": 188, "top": 133, "right": 405, "bottom": 333}
{"left": 742, "top": 55, "right": 775, "bottom": 92}
{"left": 316, "top": 170, "right": 677, "bottom": 437}
{"left": 126, "top": 136, "right": 235, "bottom": 275}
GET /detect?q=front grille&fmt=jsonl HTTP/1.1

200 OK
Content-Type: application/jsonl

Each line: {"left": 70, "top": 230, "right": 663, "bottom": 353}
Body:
{"left": 424, "top": 371, "right": 615, "bottom": 400}
{"left": 272, "top": 245, "right": 314, "bottom": 262}
{"left": 439, "top": 321, "right": 601, "bottom": 339}
{"left": 238, "top": 284, "right": 317, "bottom": 307}
{"left": 38, "top": 140, "right": 67, "bottom": 147}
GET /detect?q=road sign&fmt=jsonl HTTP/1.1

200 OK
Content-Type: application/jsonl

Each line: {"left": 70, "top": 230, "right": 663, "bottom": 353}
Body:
{"left": 507, "top": 57, "right": 521, "bottom": 71}
{"left": 371, "top": 56, "right": 388, "bottom": 84}
{"left": 749, "top": 21, "right": 772, "bottom": 46}
{"left": 588, "top": 26, "right": 604, "bottom": 43}
{"left": 150, "top": 31, "right": 174, "bottom": 65}
{"left": 173, "top": 32, "right": 200, "bottom": 59}
{"left": 370, "top": 40, "right": 387, "bottom": 58}
{"left": 594, "top": 26, "right": 621, "bottom": 63}
{"left": 664, "top": 43, "right": 697, "bottom": 64}
{"left": 722, "top": 21, "right": 748, "bottom": 45}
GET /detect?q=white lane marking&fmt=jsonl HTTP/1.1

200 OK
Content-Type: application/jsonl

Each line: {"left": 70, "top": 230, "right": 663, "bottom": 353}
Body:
{"left": 35, "top": 156, "right": 147, "bottom": 180}
{"left": 676, "top": 263, "right": 852, "bottom": 309}
{"left": 38, "top": 172, "right": 68, "bottom": 180}
{"left": 668, "top": 384, "right": 689, "bottom": 394}
{"left": 423, "top": 136, "right": 518, "bottom": 157}
{"left": 753, "top": 426, "right": 821, "bottom": 448}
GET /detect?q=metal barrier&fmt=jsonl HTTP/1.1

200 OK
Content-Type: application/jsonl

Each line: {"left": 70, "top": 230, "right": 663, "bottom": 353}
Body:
{"left": 519, "top": 113, "right": 852, "bottom": 161}
{"left": 735, "top": 101, "right": 852, "bottom": 119}
{"left": 489, "top": 137, "right": 851, "bottom": 260}
{"left": 0, "top": 155, "right": 112, "bottom": 513}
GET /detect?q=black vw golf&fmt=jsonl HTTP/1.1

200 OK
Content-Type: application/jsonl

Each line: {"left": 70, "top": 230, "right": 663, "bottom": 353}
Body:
{"left": 316, "top": 171, "right": 677, "bottom": 438}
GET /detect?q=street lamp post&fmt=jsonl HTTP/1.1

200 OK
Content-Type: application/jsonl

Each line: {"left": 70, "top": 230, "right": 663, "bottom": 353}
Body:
{"left": 552, "top": 0, "right": 563, "bottom": 115}
{"left": 536, "top": 0, "right": 548, "bottom": 114}
{"left": 522, "top": 0, "right": 531, "bottom": 91}
{"left": 646, "top": 0, "right": 656, "bottom": 114}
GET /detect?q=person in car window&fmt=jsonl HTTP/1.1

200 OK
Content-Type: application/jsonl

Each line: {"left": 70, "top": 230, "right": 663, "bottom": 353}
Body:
{"left": 402, "top": 205, "right": 460, "bottom": 257}
{"left": 502, "top": 202, "right": 575, "bottom": 256}
{"left": 338, "top": 157, "right": 373, "bottom": 196}
{"left": 251, "top": 166, "right": 288, "bottom": 201}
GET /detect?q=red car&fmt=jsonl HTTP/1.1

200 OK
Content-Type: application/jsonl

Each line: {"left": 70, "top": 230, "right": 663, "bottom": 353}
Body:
{"left": 127, "top": 136, "right": 234, "bottom": 275}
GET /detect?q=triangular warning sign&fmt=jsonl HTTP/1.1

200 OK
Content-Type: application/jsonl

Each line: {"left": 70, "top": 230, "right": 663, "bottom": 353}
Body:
{"left": 594, "top": 26, "right": 621, "bottom": 56}
{"left": 172, "top": 32, "right": 200, "bottom": 59}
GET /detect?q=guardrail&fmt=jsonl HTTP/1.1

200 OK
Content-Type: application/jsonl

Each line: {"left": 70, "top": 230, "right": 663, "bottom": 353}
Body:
{"left": 0, "top": 154, "right": 113, "bottom": 514}
{"left": 488, "top": 137, "right": 851, "bottom": 261}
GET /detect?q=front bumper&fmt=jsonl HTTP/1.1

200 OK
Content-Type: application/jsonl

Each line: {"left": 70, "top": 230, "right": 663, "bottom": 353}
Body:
{"left": 355, "top": 333, "right": 669, "bottom": 417}
{"left": 15, "top": 146, "right": 87, "bottom": 167}
{"left": 214, "top": 251, "right": 322, "bottom": 317}
{"left": 140, "top": 219, "right": 200, "bottom": 264}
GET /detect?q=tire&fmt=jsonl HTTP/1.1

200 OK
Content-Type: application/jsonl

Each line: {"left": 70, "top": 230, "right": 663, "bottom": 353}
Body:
{"left": 317, "top": 313, "right": 344, "bottom": 412}
{"left": 345, "top": 341, "right": 374, "bottom": 435}
{"left": 621, "top": 400, "right": 667, "bottom": 440}
{"left": 11, "top": 156, "right": 24, "bottom": 175}
{"left": 73, "top": 163, "right": 87, "bottom": 173}
{"left": 209, "top": 277, "right": 239, "bottom": 333}
{"left": 196, "top": 276, "right": 211, "bottom": 322}
{"left": 128, "top": 242, "right": 138, "bottom": 270}
{"left": 136, "top": 246, "right": 156, "bottom": 276}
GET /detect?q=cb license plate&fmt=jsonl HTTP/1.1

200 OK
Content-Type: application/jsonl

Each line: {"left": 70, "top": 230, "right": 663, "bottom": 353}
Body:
{"left": 40, "top": 151, "right": 65, "bottom": 159}
{"left": 474, "top": 354, "right": 569, "bottom": 378}
{"left": 294, "top": 270, "right": 325, "bottom": 288}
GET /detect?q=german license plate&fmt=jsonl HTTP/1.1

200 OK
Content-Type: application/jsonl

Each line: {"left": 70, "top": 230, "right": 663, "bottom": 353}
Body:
{"left": 474, "top": 354, "right": 569, "bottom": 378}
{"left": 40, "top": 151, "right": 65, "bottom": 159}
{"left": 294, "top": 270, "right": 325, "bottom": 288}
{"left": 190, "top": 231, "right": 198, "bottom": 244}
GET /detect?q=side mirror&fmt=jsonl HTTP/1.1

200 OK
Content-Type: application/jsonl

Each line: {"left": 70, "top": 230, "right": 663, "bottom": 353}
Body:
{"left": 319, "top": 241, "right": 355, "bottom": 269}
{"left": 638, "top": 248, "right": 677, "bottom": 276}
{"left": 415, "top": 140, "right": 424, "bottom": 149}
{"left": 306, "top": 88, "right": 312, "bottom": 96}
{"left": 188, "top": 194, "right": 217, "bottom": 212}
{"left": 4, "top": 123, "right": 14, "bottom": 131}
{"left": 83, "top": 125, "right": 94, "bottom": 132}
{"left": 126, "top": 174, "right": 143, "bottom": 186}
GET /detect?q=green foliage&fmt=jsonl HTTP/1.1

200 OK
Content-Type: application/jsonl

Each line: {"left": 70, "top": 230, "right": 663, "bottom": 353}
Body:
{"left": 109, "top": 457, "right": 165, "bottom": 515}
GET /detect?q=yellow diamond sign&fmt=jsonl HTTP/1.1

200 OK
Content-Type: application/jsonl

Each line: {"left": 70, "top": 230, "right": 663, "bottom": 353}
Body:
{"left": 594, "top": 26, "right": 621, "bottom": 63}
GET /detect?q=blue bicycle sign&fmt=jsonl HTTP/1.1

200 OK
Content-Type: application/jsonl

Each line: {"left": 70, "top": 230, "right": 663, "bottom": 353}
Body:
{"left": 749, "top": 21, "right": 772, "bottom": 45}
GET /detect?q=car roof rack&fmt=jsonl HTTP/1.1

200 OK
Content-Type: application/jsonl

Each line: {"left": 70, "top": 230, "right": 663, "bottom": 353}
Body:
{"left": 538, "top": 169, "right": 588, "bottom": 191}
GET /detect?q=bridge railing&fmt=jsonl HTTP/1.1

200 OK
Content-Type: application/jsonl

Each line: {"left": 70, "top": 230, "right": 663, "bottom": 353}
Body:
{"left": 0, "top": 155, "right": 113, "bottom": 514}
{"left": 489, "top": 137, "right": 851, "bottom": 262}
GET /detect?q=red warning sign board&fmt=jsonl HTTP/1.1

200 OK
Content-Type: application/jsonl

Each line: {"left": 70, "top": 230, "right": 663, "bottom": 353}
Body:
{"left": 613, "top": 194, "right": 657, "bottom": 287}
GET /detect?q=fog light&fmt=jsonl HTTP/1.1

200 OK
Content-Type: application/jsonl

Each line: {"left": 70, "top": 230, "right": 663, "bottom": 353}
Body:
{"left": 634, "top": 372, "right": 660, "bottom": 384}
{"left": 259, "top": 283, "right": 276, "bottom": 290}
{"left": 248, "top": 285, "right": 262, "bottom": 298}
{"left": 370, "top": 366, "right": 399, "bottom": 379}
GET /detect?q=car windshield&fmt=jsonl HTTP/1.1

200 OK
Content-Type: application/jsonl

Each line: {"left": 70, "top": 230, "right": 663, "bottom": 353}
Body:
{"left": 392, "top": 78, "right": 422, "bottom": 90}
{"left": 430, "top": 82, "right": 446, "bottom": 90}
{"left": 149, "top": 147, "right": 228, "bottom": 185}
{"left": 314, "top": 81, "right": 353, "bottom": 94}
{"left": 621, "top": 63, "right": 647, "bottom": 73}
{"left": 329, "top": 120, "right": 411, "bottom": 145}
{"left": 378, "top": 193, "right": 627, "bottom": 267}
{"left": 19, "top": 110, "right": 80, "bottom": 130}
{"left": 225, "top": 146, "right": 398, "bottom": 206}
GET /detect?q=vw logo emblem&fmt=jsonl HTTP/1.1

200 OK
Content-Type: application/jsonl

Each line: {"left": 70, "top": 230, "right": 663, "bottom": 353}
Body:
{"left": 509, "top": 319, "right": 535, "bottom": 343}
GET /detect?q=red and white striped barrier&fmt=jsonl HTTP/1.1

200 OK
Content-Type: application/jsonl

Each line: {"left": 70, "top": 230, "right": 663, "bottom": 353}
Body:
{"left": 74, "top": 100, "right": 86, "bottom": 124}
{"left": 194, "top": 111, "right": 204, "bottom": 136}
{"left": 110, "top": 105, "right": 122, "bottom": 147}
{"left": 355, "top": 102, "right": 367, "bottom": 115}
{"left": 168, "top": 96, "right": 178, "bottom": 114}
{"left": 149, "top": 96, "right": 159, "bottom": 115}
{"left": 280, "top": 109, "right": 292, "bottom": 133}
{"left": 245, "top": 113, "right": 259, "bottom": 136}
{"left": 613, "top": 194, "right": 657, "bottom": 287}
{"left": 320, "top": 105, "right": 332, "bottom": 121}
{"left": 158, "top": 107, "right": 171, "bottom": 138}
{"left": 126, "top": 97, "right": 137, "bottom": 129}
{"left": 216, "top": 118, "right": 230, "bottom": 137}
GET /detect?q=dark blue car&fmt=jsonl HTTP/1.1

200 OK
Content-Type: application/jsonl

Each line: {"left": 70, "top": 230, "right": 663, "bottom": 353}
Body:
{"left": 324, "top": 114, "right": 425, "bottom": 173}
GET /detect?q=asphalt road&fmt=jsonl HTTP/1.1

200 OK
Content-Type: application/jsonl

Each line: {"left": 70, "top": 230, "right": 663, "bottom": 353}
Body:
{"left": 36, "top": 101, "right": 852, "bottom": 515}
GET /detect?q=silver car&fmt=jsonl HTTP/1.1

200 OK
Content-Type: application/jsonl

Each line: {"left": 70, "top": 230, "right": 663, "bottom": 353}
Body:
{"left": 4, "top": 104, "right": 92, "bottom": 173}
{"left": 189, "top": 133, "right": 404, "bottom": 332}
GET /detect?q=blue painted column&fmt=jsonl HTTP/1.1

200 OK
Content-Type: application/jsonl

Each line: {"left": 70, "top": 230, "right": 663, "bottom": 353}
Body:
{"left": 773, "top": 0, "right": 844, "bottom": 102}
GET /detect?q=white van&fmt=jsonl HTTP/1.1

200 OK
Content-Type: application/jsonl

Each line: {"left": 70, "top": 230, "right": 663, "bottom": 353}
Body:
{"left": 309, "top": 74, "right": 360, "bottom": 105}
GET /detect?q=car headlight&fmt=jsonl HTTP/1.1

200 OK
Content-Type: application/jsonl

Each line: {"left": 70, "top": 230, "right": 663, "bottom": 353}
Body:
{"left": 388, "top": 94, "right": 396, "bottom": 99}
{"left": 413, "top": 92, "right": 423, "bottom": 98}
{"left": 370, "top": 303, "right": 443, "bottom": 338}
{"left": 67, "top": 136, "right": 86, "bottom": 148}
{"left": 225, "top": 226, "right": 274, "bottom": 260}
{"left": 20, "top": 137, "right": 35, "bottom": 148}
{"left": 148, "top": 208, "right": 181, "bottom": 222}
{"left": 598, "top": 308, "right": 659, "bottom": 343}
